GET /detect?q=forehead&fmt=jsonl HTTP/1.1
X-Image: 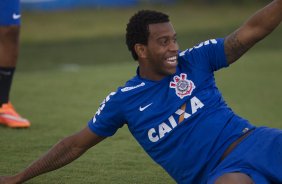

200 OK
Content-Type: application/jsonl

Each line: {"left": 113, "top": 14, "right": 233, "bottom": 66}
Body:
{"left": 148, "top": 22, "right": 176, "bottom": 38}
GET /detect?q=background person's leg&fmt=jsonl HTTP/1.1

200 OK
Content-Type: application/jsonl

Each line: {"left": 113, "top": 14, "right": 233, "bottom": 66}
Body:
{"left": 0, "top": 0, "right": 31, "bottom": 128}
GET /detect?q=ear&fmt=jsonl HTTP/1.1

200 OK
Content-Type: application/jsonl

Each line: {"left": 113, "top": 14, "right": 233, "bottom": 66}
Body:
{"left": 134, "top": 43, "right": 147, "bottom": 59}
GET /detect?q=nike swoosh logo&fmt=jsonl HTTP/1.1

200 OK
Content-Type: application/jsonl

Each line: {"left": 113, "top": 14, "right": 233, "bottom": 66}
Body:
{"left": 139, "top": 103, "right": 153, "bottom": 112}
{"left": 0, "top": 114, "right": 28, "bottom": 123}
{"left": 12, "top": 13, "right": 21, "bottom": 20}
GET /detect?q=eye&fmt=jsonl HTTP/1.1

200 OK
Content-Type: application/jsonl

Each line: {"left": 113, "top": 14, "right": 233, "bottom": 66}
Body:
{"left": 159, "top": 38, "right": 169, "bottom": 46}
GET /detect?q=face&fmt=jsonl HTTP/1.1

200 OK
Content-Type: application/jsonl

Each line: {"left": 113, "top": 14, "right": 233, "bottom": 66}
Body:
{"left": 138, "top": 22, "right": 179, "bottom": 81}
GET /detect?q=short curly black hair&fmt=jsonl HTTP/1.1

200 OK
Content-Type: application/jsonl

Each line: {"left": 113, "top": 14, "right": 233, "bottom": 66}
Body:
{"left": 126, "top": 10, "right": 170, "bottom": 61}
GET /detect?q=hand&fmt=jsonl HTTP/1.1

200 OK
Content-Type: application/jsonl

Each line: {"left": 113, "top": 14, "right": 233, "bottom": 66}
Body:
{"left": 0, "top": 176, "right": 20, "bottom": 184}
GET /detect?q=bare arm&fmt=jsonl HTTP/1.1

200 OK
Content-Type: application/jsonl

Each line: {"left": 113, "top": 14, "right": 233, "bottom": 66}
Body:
{"left": 0, "top": 127, "right": 105, "bottom": 184}
{"left": 225, "top": 0, "right": 282, "bottom": 64}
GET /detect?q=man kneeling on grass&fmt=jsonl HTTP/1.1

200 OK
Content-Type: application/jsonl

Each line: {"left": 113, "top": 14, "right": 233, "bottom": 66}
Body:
{"left": 1, "top": 0, "right": 282, "bottom": 183}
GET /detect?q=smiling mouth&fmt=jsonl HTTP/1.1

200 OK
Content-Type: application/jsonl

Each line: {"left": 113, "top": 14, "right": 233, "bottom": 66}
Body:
{"left": 166, "top": 56, "right": 177, "bottom": 64}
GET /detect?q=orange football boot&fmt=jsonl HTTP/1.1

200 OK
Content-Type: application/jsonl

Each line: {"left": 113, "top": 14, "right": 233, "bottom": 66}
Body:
{"left": 0, "top": 102, "right": 30, "bottom": 128}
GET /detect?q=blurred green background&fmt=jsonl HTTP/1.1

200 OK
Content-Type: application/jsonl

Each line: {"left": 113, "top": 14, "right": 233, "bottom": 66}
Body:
{"left": 0, "top": 1, "right": 281, "bottom": 183}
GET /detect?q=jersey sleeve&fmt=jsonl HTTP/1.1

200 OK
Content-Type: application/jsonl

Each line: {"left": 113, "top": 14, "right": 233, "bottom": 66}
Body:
{"left": 179, "top": 38, "right": 228, "bottom": 72}
{"left": 88, "top": 91, "right": 125, "bottom": 137}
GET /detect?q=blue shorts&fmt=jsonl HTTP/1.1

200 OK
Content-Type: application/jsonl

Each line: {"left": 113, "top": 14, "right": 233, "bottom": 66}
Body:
{"left": 207, "top": 127, "right": 282, "bottom": 184}
{"left": 0, "top": 0, "right": 20, "bottom": 26}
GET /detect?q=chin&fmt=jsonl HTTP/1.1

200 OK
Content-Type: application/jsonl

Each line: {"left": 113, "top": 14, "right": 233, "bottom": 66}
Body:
{"left": 167, "top": 69, "right": 177, "bottom": 75}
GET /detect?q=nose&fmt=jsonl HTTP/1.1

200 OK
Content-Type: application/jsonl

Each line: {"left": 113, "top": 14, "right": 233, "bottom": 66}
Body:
{"left": 169, "top": 40, "right": 179, "bottom": 52}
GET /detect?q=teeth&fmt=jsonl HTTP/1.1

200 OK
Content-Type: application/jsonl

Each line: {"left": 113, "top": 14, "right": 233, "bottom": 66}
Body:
{"left": 167, "top": 56, "right": 177, "bottom": 61}
{"left": 167, "top": 56, "right": 177, "bottom": 63}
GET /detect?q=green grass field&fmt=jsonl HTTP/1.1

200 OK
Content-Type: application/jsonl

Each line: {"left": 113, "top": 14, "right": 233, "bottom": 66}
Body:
{"left": 0, "top": 2, "right": 281, "bottom": 183}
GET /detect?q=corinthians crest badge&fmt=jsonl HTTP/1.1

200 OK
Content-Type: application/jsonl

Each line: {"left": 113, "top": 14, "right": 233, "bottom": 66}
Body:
{"left": 169, "top": 73, "right": 195, "bottom": 99}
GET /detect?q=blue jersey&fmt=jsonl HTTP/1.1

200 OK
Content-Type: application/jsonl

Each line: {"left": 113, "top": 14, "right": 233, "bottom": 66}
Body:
{"left": 0, "top": 0, "right": 21, "bottom": 26}
{"left": 88, "top": 38, "right": 255, "bottom": 183}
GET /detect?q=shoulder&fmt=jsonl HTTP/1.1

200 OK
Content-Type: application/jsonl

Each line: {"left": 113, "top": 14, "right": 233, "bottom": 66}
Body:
{"left": 110, "top": 76, "right": 147, "bottom": 101}
{"left": 178, "top": 38, "right": 227, "bottom": 72}
{"left": 179, "top": 38, "right": 223, "bottom": 58}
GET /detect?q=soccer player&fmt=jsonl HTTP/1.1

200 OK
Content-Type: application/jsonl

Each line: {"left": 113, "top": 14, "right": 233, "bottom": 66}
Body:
{"left": 0, "top": 0, "right": 31, "bottom": 128}
{"left": 0, "top": 0, "right": 282, "bottom": 183}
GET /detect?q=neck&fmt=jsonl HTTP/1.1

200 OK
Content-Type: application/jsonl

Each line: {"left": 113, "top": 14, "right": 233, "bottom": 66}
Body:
{"left": 138, "top": 65, "right": 165, "bottom": 81}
